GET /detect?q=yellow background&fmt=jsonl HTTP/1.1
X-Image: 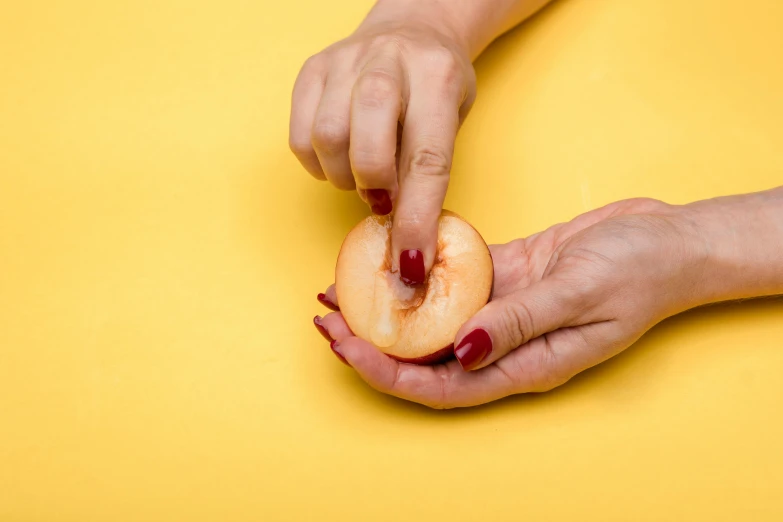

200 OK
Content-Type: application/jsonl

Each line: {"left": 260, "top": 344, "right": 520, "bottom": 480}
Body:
{"left": 2, "top": 0, "right": 782, "bottom": 520}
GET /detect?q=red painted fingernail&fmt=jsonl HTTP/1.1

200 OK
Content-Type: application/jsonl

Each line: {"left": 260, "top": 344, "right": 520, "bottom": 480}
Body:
{"left": 366, "top": 189, "right": 392, "bottom": 216}
{"left": 330, "top": 340, "right": 351, "bottom": 367}
{"left": 313, "top": 316, "right": 333, "bottom": 342}
{"left": 454, "top": 328, "right": 493, "bottom": 371}
{"left": 400, "top": 249, "right": 425, "bottom": 286}
{"left": 317, "top": 293, "right": 339, "bottom": 312}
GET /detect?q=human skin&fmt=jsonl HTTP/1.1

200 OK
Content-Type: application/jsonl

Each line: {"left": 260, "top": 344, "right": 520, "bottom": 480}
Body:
{"left": 294, "top": 2, "right": 783, "bottom": 407}
{"left": 315, "top": 187, "right": 783, "bottom": 408}
{"left": 289, "top": 0, "right": 553, "bottom": 285}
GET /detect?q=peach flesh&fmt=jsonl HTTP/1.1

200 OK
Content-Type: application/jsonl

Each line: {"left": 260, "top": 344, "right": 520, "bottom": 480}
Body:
{"left": 335, "top": 211, "right": 493, "bottom": 365}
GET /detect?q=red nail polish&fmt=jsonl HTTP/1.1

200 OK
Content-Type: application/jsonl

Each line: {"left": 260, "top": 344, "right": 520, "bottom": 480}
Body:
{"left": 399, "top": 249, "right": 425, "bottom": 286}
{"left": 314, "top": 316, "right": 333, "bottom": 342}
{"left": 366, "top": 189, "right": 392, "bottom": 216}
{"left": 330, "top": 340, "right": 351, "bottom": 367}
{"left": 454, "top": 328, "right": 492, "bottom": 371}
{"left": 317, "top": 293, "right": 339, "bottom": 312}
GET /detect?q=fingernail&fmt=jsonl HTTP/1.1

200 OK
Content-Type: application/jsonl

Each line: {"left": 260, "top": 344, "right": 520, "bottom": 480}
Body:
{"left": 399, "top": 249, "right": 425, "bottom": 286}
{"left": 366, "top": 189, "right": 392, "bottom": 216}
{"left": 454, "top": 328, "right": 493, "bottom": 371}
{"left": 330, "top": 340, "right": 351, "bottom": 367}
{"left": 317, "top": 293, "right": 339, "bottom": 312}
{"left": 313, "top": 316, "right": 333, "bottom": 342}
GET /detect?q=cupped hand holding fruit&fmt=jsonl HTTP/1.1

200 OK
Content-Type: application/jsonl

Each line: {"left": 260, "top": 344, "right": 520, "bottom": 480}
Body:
{"left": 316, "top": 190, "right": 783, "bottom": 408}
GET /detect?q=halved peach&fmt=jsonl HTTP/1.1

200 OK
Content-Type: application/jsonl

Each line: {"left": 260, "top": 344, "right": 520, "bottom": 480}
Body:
{"left": 335, "top": 211, "right": 493, "bottom": 364}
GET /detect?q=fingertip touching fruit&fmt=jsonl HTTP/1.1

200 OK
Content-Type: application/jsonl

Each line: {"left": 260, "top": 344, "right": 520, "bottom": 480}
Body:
{"left": 335, "top": 211, "right": 492, "bottom": 365}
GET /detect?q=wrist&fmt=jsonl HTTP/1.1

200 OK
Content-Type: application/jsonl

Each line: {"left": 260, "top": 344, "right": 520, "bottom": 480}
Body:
{"left": 677, "top": 187, "right": 783, "bottom": 307}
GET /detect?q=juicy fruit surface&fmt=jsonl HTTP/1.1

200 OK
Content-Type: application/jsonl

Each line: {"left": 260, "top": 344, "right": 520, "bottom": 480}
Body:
{"left": 335, "top": 212, "right": 493, "bottom": 363}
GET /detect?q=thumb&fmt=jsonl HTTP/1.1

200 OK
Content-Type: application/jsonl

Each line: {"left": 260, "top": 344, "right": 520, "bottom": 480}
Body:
{"left": 453, "top": 278, "right": 582, "bottom": 371}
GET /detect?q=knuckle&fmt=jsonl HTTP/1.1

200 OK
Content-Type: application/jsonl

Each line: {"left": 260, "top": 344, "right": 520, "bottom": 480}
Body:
{"left": 425, "top": 47, "right": 460, "bottom": 73}
{"left": 532, "top": 343, "right": 569, "bottom": 392}
{"left": 435, "top": 373, "right": 455, "bottom": 410}
{"left": 288, "top": 135, "right": 311, "bottom": 157}
{"left": 354, "top": 70, "right": 399, "bottom": 109}
{"left": 561, "top": 269, "right": 598, "bottom": 300}
{"left": 302, "top": 53, "right": 325, "bottom": 72}
{"left": 379, "top": 361, "right": 408, "bottom": 397}
{"left": 371, "top": 34, "right": 398, "bottom": 51}
{"left": 620, "top": 197, "right": 669, "bottom": 215}
{"left": 502, "top": 238, "right": 533, "bottom": 286}
{"left": 386, "top": 366, "right": 455, "bottom": 410}
{"left": 408, "top": 146, "right": 451, "bottom": 177}
{"left": 311, "top": 121, "right": 349, "bottom": 154}
{"left": 423, "top": 48, "right": 464, "bottom": 92}
{"left": 408, "top": 368, "right": 457, "bottom": 410}
{"left": 500, "top": 300, "right": 536, "bottom": 347}
{"left": 350, "top": 150, "right": 394, "bottom": 180}
{"left": 496, "top": 361, "right": 525, "bottom": 393}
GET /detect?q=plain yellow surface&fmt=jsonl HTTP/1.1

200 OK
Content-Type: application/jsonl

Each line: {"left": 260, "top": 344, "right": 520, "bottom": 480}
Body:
{"left": 1, "top": 0, "right": 782, "bottom": 520}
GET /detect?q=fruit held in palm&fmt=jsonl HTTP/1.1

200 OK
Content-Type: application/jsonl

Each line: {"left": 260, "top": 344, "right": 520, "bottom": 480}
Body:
{"left": 335, "top": 211, "right": 493, "bottom": 364}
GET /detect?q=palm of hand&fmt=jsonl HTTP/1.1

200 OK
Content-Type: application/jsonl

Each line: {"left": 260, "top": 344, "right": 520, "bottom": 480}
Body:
{"left": 318, "top": 198, "right": 700, "bottom": 408}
